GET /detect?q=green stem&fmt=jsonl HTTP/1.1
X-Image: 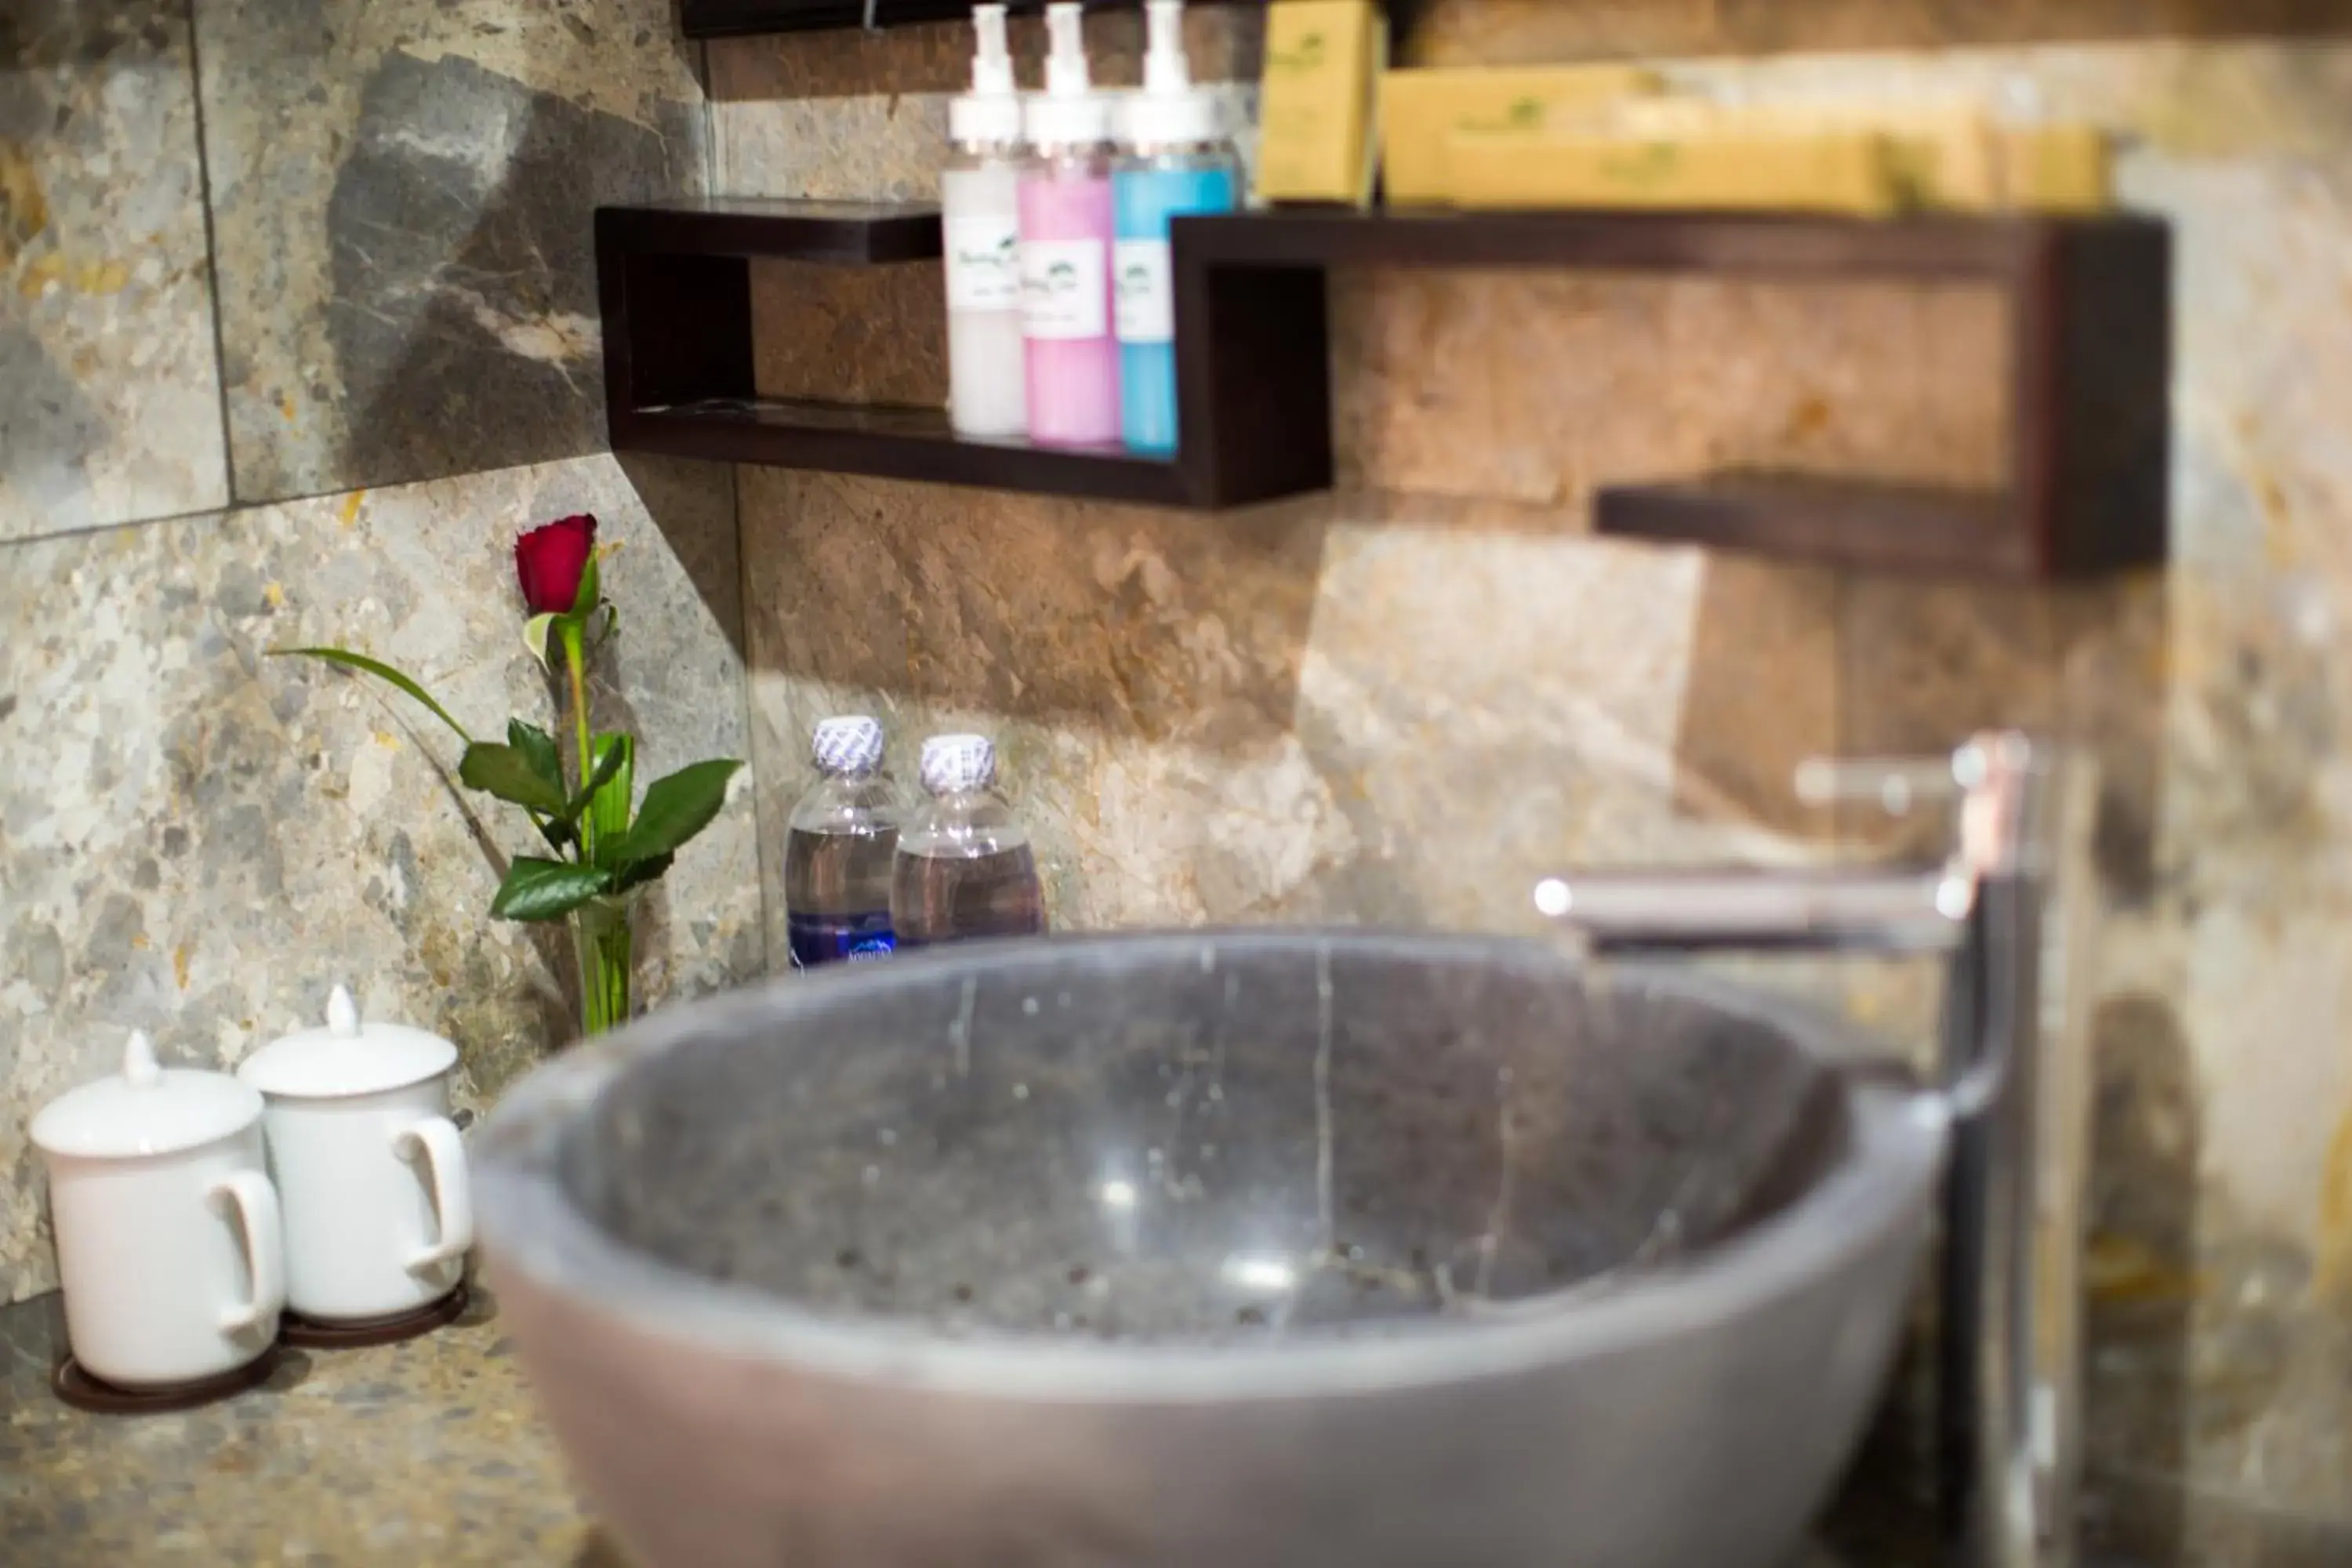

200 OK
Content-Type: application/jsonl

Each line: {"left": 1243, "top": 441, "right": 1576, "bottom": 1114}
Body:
{"left": 561, "top": 620, "right": 594, "bottom": 862}
{"left": 572, "top": 895, "right": 632, "bottom": 1037}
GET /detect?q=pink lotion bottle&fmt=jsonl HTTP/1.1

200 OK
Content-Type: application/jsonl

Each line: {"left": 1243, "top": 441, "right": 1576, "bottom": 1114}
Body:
{"left": 1017, "top": 2, "right": 1120, "bottom": 447}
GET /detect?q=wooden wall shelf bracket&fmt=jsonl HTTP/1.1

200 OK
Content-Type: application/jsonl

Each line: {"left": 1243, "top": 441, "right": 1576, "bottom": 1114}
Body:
{"left": 598, "top": 200, "right": 2171, "bottom": 578}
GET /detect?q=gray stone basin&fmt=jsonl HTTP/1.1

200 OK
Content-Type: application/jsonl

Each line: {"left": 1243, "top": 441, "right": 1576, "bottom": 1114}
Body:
{"left": 475, "top": 930, "right": 1945, "bottom": 1568}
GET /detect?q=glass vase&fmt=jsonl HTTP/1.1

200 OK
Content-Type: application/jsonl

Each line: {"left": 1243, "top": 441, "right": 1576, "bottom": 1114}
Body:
{"left": 571, "top": 894, "right": 633, "bottom": 1037}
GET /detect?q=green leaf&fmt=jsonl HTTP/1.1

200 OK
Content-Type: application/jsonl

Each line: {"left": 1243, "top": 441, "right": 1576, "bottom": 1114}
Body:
{"left": 610, "top": 758, "right": 740, "bottom": 866}
{"left": 570, "top": 550, "right": 602, "bottom": 619}
{"left": 565, "top": 736, "right": 630, "bottom": 822}
{"left": 611, "top": 851, "right": 674, "bottom": 895}
{"left": 507, "top": 719, "right": 574, "bottom": 851}
{"left": 586, "top": 733, "right": 634, "bottom": 858}
{"left": 270, "top": 648, "right": 471, "bottom": 743}
{"left": 507, "top": 720, "right": 564, "bottom": 794}
{"left": 489, "top": 858, "right": 614, "bottom": 922}
{"left": 523, "top": 613, "right": 558, "bottom": 671}
{"left": 458, "top": 742, "right": 570, "bottom": 817}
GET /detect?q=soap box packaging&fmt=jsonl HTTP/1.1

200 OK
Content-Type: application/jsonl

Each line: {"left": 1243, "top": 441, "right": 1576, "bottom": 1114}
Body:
{"left": 1448, "top": 122, "right": 1907, "bottom": 217}
{"left": 1442, "top": 95, "right": 2111, "bottom": 216}
{"left": 1254, "top": 0, "right": 1384, "bottom": 207}
{"left": 1378, "top": 64, "right": 1662, "bottom": 207}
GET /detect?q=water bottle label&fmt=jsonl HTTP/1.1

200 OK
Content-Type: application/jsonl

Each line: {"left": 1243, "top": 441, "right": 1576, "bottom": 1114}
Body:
{"left": 787, "top": 910, "right": 898, "bottom": 970}
{"left": 1112, "top": 238, "right": 1174, "bottom": 344}
{"left": 1020, "top": 238, "right": 1109, "bottom": 340}
{"left": 945, "top": 217, "right": 1022, "bottom": 312}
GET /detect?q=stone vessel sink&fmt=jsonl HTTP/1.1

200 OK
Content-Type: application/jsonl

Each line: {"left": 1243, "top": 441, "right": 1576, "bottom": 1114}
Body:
{"left": 475, "top": 931, "right": 1944, "bottom": 1568}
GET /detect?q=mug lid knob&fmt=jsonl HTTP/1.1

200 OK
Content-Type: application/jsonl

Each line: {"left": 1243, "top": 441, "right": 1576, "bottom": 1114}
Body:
{"left": 122, "top": 1029, "right": 162, "bottom": 1089}
{"left": 328, "top": 985, "right": 361, "bottom": 1039}
{"left": 31, "top": 1030, "right": 263, "bottom": 1160}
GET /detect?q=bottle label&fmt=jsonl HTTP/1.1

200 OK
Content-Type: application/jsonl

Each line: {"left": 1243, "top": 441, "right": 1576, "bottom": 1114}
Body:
{"left": 1112, "top": 238, "right": 1175, "bottom": 344}
{"left": 787, "top": 910, "right": 898, "bottom": 971}
{"left": 1020, "top": 238, "right": 1109, "bottom": 340}
{"left": 944, "top": 216, "right": 1022, "bottom": 312}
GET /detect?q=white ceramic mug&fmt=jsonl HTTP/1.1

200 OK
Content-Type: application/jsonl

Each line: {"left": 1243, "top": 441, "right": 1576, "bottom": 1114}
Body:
{"left": 33, "top": 1032, "right": 286, "bottom": 1387}
{"left": 239, "top": 987, "right": 472, "bottom": 1321}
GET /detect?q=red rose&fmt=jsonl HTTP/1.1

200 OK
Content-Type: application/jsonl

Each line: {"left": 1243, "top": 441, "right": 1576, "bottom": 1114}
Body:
{"left": 515, "top": 514, "right": 597, "bottom": 615}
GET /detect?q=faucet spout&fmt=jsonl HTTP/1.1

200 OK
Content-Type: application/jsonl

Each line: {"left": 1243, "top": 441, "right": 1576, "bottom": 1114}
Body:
{"left": 1533, "top": 867, "right": 1971, "bottom": 956}
{"left": 1531, "top": 731, "right": 2086, "bottom": 1568}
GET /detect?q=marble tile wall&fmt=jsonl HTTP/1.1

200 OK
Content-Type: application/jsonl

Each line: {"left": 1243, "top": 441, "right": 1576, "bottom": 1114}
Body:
{"left": 0, "top": 1, "right": 227, "bottom": 539}
{"left": 0, "top": 0, "right": 742, "bottom": 1305}
{"left": 0, "top": 453, "right": 760, "bottom": 1305}
{"left": 717, "top": 11, "right": 2352, "bottom": 1556}
{"left": 7, "top": 0, "right": 2350, "bottom": 1554}
{"left": 193, "top": 0, "right": 709, "bottom": 503}
{"left": 1632, "top": 40, "right": 2352, "bottom": 1547}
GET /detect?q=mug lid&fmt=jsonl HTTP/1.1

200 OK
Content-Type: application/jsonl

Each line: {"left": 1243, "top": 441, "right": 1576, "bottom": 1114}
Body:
{"left": 31, "top": 1031, "right": 264, "bottom": 1160}
{"left": 238, "top": 985, "right": 458, "bottom": 1100}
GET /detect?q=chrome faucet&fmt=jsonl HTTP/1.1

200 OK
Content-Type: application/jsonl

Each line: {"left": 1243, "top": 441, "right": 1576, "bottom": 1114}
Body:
{"left": 1537, "top": 733, "right": 2099, "bottom": 1568}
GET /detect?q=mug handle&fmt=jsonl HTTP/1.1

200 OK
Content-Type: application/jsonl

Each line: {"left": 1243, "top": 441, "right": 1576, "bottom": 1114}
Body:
{"left": 209, "top": 1171, "right": 285, "bottom": 1334}
{"left": 394, "top": 1117, "right": 474, "bottom": 1272}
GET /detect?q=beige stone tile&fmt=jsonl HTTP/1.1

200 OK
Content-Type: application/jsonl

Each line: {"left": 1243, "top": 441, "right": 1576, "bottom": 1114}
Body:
{"left": 1330, "top": 270, "right": 2010, "bottom": 506}
{"left": 193, "top": 0, "right": 706, "bottom": 501}
{"left": 739, "top": 470, "right": 1838, "bottom": 967}
{"left": 1, "top": 1, "right": 227, "bottom": 538}
{"left": 751, "top": 257, "right": 947, "bottom": 408}
{"left": 706, "top": 5, "right": 1261, "bottom": 103}
{"left": 0, "top": 453, "right": 759, "bottom": 1301}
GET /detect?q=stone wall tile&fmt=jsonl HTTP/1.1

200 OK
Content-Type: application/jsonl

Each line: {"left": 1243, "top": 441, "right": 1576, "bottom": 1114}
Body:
{"left": 0, "top": 1, "right": 227, "bottom": 539}
{"left": 739, "top": 470, "right": 1838, "bottom": 968}
{"left": 192, "top": 0, "right": 706, "bottom": 503}
{"left": 0, "top": 453, "right": 759, "bottom": 1301}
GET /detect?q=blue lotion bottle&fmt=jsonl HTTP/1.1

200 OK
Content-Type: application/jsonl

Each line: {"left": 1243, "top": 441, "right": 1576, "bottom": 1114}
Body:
{"left": 1112, "top": 0, "right": 1239, "bottom": 456}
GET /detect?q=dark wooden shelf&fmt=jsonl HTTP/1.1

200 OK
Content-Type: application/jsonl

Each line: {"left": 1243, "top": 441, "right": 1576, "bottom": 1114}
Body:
{"left": 597, "top": 201, "right": 2170, "bottom": 576}
{"left": 597, "top": 198, "right": 1330, "bottom": 509}
{"left": 597, "top": 199, "right": 942, "bottom": 263}
{"left": 679, "top": 0, "right": 1252, "bottom": 38}
{"left": 624, "top": 398, "right": 1195, "bottom": 505}
{"left": 1598, "top": 474, "right": 2020, "bottom": 575}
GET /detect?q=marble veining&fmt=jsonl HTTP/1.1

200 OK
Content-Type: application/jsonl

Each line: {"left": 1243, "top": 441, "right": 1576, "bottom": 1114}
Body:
{"left": 0, "top": 452, "right": 760, "bottom": 1303}
{"left": 192, "top": 0, "right": 706, "bottom": 502}
{"left": 0, "top": 1283, "right": 602, "bottom": 1565}
{"left": 0, "top": 0, "right": 228, "bottom": 539}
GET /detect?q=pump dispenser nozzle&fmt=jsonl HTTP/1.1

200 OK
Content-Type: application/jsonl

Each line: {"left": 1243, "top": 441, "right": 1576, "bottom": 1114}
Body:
{"left": 1044, "top": 2, "right": 1088, "bottom": 97}
{"left": 949, "top": 3, "right": 1022, "bottom": 147}
{"left": 1025, "top": 1, "right": 1112, "bottom": 148}
{"left": 1142, "top": 0, "right": 1189, "bottom": 96}
{"left": 1120, "top": 0, "right": 1218, "bottom": 148}
{"left": 971, "top": 2, "right": 1012, "bottom": 93}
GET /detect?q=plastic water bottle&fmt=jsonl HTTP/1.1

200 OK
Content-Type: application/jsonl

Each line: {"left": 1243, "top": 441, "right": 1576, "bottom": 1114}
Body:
{"left": 890, "top": 735, "right": 1047, "bottom": 947}
{"left": 783, "top": 716, "right": 902, "bottom": 969}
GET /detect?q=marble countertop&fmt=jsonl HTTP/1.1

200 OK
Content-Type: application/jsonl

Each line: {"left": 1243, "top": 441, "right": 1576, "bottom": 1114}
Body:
{"left": 0, "top": 1282, "right": 1937, "bottom": 1568}
{"left": 0, "top": 1285, "right": 608, "bottom": 1566}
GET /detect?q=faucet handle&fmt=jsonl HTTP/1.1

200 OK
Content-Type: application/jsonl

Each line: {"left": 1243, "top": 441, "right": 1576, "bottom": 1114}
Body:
{"left": 1796, "top": 735, "right": 2046, "bottom": 881}
{"left": 1792, "top": 755, "right": 1967, "bottom": 816}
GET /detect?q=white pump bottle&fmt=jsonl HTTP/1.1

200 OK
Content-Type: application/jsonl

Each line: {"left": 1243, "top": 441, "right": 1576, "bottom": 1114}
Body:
{"left": 941, "top": 3, "right": 1027, "bottom": 437}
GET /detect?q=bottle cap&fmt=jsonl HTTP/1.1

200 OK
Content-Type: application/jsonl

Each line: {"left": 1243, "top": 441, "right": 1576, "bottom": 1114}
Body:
{"left": 813, "top": 716, "right": 887, "bottom": 776}
{"left": 950, "top": 3, "right": 1024, "bottom": 145}
{"left": 1024, "top": 2, "right": 1112, "bottom": 148}
{"left": 1119, "top": 0, "right": 1222, "bottom": 147}
{"left": 920, "top": 734, "right": 998, "bottom": 795}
